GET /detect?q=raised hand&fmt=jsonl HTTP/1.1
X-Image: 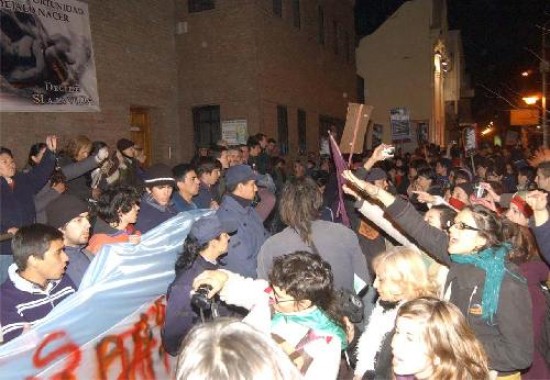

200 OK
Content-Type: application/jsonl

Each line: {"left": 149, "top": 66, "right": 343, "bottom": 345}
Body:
{"left": 526, "top": 190, "right": 548, "bottom": 211}
{"left": 45, "top": 135, "right": 57, "bottom": 152}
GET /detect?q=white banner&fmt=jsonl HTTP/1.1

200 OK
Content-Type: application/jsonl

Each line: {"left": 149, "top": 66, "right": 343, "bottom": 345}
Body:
{"left": 0, "top": 0, "right": 100, "bottom": 112}
{"left": 0, "top": 209, "right": 212, "bottom": 379}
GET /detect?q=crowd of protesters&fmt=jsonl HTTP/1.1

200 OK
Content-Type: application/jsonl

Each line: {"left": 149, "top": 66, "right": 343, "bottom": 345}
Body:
{"left": 1, "top": 131, "right": 550, "bottom": 380}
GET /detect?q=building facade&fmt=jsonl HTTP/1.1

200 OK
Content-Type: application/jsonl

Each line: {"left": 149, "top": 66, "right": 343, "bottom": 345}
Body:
{"left": 1, "top": 0, "right": 357, "bottom": 165}
{"left": 356, "top": 0, "right": 470, "bottom": 150}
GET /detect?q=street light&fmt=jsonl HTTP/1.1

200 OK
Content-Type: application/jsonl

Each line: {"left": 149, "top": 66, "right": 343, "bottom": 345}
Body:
{"left": 523, "top": 95, "right": 541, "bottom": 105}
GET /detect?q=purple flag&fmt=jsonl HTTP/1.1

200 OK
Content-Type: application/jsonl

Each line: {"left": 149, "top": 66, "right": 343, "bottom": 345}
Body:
{"left": 329, "top": 133, "right": 351, "bottom": 227}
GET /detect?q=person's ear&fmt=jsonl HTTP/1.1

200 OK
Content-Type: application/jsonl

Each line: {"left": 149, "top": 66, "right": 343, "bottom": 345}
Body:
{"left": 297, "top": 299, "right": 312, "bottom": 310}
{"left": 474, "top": 234, "right": 487, "bottom": 250}
{"left": 145, "top": 187, "right": 152, "bottom": 194}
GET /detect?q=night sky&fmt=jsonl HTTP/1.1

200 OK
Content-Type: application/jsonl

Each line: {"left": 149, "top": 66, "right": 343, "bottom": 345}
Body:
{"left": 355, "top": 0, "right": 550, "bottom": 127}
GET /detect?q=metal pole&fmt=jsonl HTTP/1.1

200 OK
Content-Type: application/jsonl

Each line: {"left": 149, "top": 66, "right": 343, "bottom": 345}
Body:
{"left": 543, "top": 23, "right": 549, "bottom": 147}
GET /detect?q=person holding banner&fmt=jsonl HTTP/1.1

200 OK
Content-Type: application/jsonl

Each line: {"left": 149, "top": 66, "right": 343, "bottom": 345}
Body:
{"left": 163, "top": 214, "right": 237, "bottom": 356}
{"left": 1, "top": 224, "right": 76, "bottom": 343}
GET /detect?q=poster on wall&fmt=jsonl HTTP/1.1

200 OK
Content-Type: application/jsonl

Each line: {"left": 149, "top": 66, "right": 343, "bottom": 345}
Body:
{"left": 221, "top": 119, "right": 248, "bottom": 145}
{"left": 390, "top": 108, "right": 411, "bottom": 143}
{"left": 0, "top": 0, "right": 100, "bottom": 112}
{"left": 415, "top": 121, "right": 429, "bottom": 145}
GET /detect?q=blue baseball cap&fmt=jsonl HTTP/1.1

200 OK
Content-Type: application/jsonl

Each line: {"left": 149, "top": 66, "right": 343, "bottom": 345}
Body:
{"left": 190, "top": 215, "right": 238, "bottom": 245}
{"left": 224, "top": 164, "right": 259, "bottom": 188}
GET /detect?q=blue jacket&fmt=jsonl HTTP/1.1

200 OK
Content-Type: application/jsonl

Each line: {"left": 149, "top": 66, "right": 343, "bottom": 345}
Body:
{"left": 162, "top": 256, "right": 231, "bottom": 356}
{"left": 531, "top": 217, "right": 550, "bottom": 263}
{"left": 172, "top": 192, "right": 198, "bottom": 213}
{"left": 0, "top": 150, "right": 55, "bottom": 255}
{"left": 216, "top": 194, "right": 269, "bottom": 278}
{"left": 64, "top": 245, "right": 92, "bottom": 288}
{"left": 135, "top": 194, "right": 178, "bottom": 233}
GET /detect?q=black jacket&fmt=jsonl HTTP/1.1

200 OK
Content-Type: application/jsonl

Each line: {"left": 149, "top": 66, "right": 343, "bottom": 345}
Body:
{"left": 385, "top": 197, "right": 533, "bottom": 374}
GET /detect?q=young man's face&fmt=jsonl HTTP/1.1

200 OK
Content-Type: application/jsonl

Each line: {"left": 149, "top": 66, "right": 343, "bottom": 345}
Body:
{"left": 536, "top": 169, "right": 550, "bottom": 191}
{"left": 0, "top": 153, "right": 16, "bottom": 178}
{"left": 218, "top": 151, "right": 229, "bottom": 169}
{"left": 250, "top": 145, "right": 261, "bottom": 157}
{"left": 235, "top": 180, "right": 257, "bottom": 201}
{"left": 147, "top": 184, "right": 173, "bottom": 205}
{"left": 178, "top": 170, "right": 200, "bottom": 196}
{"left": 62, "top": 213, "right": 91, "bottom": 246}
{"left": 30, "top": 239, "right": 69, "bottom": 282}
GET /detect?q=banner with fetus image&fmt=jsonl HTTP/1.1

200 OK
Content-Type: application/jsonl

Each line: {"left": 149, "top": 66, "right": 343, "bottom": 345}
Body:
{"left": 0, "top": 0, "right": 99, "bottom": 111}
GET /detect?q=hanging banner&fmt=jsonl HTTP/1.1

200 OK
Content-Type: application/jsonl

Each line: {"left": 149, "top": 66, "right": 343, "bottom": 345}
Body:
{"left": 0, "top": 209, "right": 211, "bottom": 379}
{"left": 390, "top": 108, "right": 411, "bottom": 143}
{"left": 0, "top": 0, "right": 100, "bottom": 112}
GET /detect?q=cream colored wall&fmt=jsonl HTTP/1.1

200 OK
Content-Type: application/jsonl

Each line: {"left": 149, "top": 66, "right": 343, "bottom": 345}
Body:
{"left": 356, "top": 0, "right": 434, "bottom": 150}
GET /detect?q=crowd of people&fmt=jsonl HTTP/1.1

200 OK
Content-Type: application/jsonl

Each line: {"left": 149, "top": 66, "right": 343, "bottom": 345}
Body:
{"left": 1, "top": 132, "right": 550, "bottom": 379}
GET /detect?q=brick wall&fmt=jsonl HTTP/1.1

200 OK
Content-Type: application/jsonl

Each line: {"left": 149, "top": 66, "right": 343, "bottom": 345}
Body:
{"left": 1, "top": 0, "right": 180, "bottom": 166}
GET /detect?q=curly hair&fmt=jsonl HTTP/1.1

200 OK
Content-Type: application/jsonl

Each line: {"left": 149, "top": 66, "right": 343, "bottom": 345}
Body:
{"left": 93, "top": 186, "right": 140, "bottom": 225}
{"left": 65, "top": 135, "right": 92, "bottom": 161}
{"left": 268, "top": 251, "right": 343, "bottom": 329}
{"left": 396, "top": 297, "right": 489, "bottom": 380}
{"left": 373, "top": 247, "right": 438, "bottom": 301}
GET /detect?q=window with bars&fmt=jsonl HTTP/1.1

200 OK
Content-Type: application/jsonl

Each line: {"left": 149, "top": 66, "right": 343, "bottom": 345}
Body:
{"left": 192, "top": 105, "right": 220, "bottom": 147}
{"left": 277, "top": 105, "right": 289, "bottom": 155}
{"left": 188, "top": 0, "right": 215, "bottom": 13}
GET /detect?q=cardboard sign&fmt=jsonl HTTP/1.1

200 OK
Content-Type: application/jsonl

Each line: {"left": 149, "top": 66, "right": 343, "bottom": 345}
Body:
{"left": 339, "top": 103, "right": 373, "bottom": 154}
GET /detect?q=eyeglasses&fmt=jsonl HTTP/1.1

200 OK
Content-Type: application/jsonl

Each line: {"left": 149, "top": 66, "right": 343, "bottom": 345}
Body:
{"left": 449, "top": 221, "right": 480, "bottom": 232}
{"left": 269, "top": 286, "right": 297, "bottom": 305}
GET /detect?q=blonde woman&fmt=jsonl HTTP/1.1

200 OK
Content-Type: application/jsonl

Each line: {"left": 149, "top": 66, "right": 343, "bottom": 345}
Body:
{"left": 392, "top": 297, "right": 489, "bottom": 380}
{"left": 354, "top": 247, "right": 437, "bottom": 380}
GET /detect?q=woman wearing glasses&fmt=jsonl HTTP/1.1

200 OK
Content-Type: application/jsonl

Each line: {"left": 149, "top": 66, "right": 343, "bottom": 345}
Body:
{"left": 342, "top": 170, "right": 533, "bottom": 379}
{"left": 192, "top": 251, "right": 348, "bottom": 380}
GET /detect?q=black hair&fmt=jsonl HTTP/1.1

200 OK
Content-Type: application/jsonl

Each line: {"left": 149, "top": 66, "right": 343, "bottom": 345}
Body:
{"left": 269, "top": 251, "right": 343, "bottom": 329}
{"left": 175, "top": 234, "right": 212, "bottom": 275}
{"left": 518, "top": 166, "right": 536, "bottom": 182}
{"left": 27, "top": 143, "right": 47, "bottom": 167}
{"left": 430, "top": 205, "right": 457, "bottom": 230}
{"left": 210, "top": 145, "right": 227, "bottom": 160}
{"left": 196, "top": 157, "right": 220, "bottom": 177}
{"left": 12, "top": 224, "right": 63, "bottom": 271}
{"left": 465, "top": 205, "right": 504, "bottom": 249}
{"left": 0, "top": 147, "right": 14, "bottom": 158}
{"left": 93, "top": 186, "right": 141, "bottom": 225}
{"left": 246, "top": 136, "right": 261, "bottom": 149}
{"left": 173, "top": 163, "right": 196, "bottom": 182}
{"left": 90, "top": 141, "right": 108, "bottom": 157}
{"left": 417, "top": 167, "right": 437, "bottom": 181}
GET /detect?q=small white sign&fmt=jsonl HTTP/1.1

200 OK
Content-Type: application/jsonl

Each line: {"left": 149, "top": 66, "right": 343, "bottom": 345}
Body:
{"left": 222, "top": 119, "right": 248, "bottom": 145}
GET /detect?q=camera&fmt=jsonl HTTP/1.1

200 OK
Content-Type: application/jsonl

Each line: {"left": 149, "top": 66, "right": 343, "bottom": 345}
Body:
{"left": 382, "top": 146, "right": 395, "bottom": 157}
{"left": 474, "top": 183, "right": 487, "bottom": 198}
{"left": 191, "top": 284, "right": 213, "bottom": 311}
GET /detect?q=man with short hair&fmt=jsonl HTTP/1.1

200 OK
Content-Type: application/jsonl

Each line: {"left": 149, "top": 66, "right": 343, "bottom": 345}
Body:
{"left": 0, "top": 224, "right": 76, "bottom": 343}
{"left": 46, "top": 194, "right": 92, "bottom": 287}
{"left": 135, "top": 164, "right": 178, "bottom": 233}
{"left": 194, "top": 157, "right": 222, "bottom": 209}
{"left": 172, "top": 164, "right": 200, "bottom": 213}
{"left": 216, "top": 165, "right": 269, "bottom": 278}
{"left": 535, "top": 162, "right": 550, "bottom": 192}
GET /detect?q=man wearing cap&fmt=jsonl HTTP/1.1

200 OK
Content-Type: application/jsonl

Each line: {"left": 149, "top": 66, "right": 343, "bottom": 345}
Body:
{"left": 163, "top": 214, "right": 237, "bottom": 356}
{"left": 216, "top": 165, "right": 269, "bottom": 278}
{"left": 115, "top": 138, "right": 144, "bottom": 189}
{"left": 46, "top": 194, "right": 92, "bottom": 288}
{"left": 135, "top": 164, "right": 178, "bottom": 233}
